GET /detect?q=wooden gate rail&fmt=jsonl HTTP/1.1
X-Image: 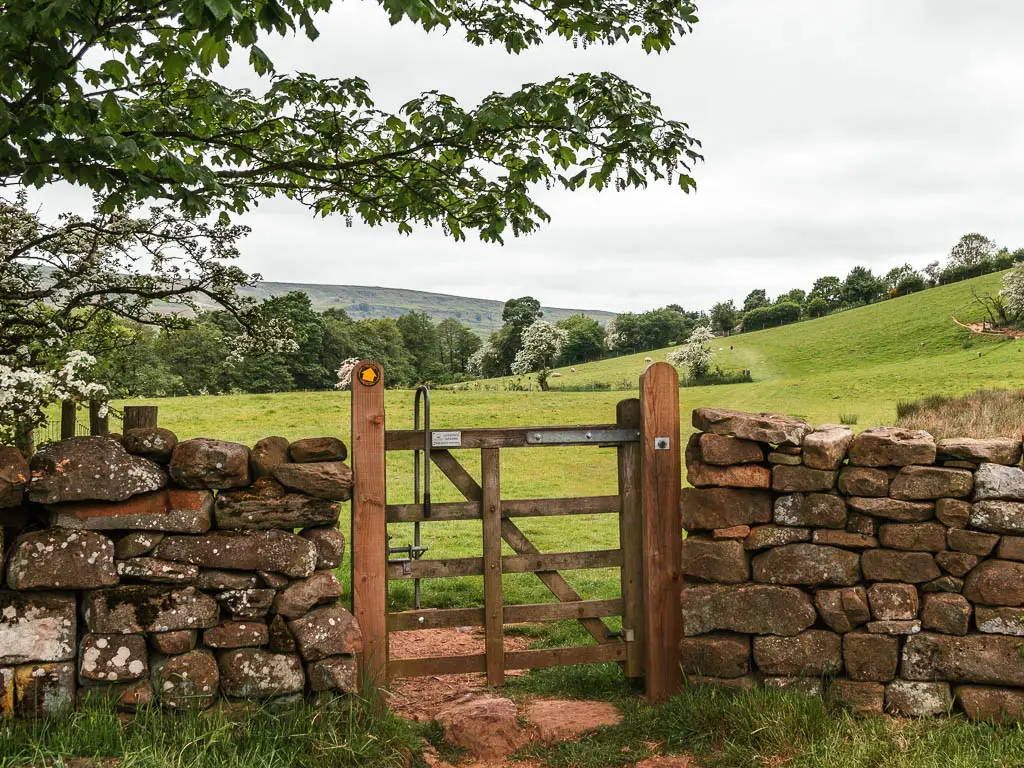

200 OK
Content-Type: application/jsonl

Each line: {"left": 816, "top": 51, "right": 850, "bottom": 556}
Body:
{"left": 351, "top": 360, "right": 683, "bottom": 701}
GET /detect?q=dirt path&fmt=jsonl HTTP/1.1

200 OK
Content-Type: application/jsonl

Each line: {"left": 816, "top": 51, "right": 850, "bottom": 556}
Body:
{"left": 951, "top": 314, "right": 1024, "bottom": 339}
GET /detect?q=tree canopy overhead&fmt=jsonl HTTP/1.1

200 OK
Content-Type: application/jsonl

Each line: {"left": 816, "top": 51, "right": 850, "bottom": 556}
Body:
{"left": 1, "top": 0, "right": 702, "bottom": 241}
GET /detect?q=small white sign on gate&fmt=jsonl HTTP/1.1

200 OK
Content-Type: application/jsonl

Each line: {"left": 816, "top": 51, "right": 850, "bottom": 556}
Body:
{"left": 430, "top": 431, "right": 462, "bottom": 448}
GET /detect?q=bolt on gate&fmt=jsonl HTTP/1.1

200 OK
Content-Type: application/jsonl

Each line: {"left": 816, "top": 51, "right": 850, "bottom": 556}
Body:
{"left": 350, "top": 360, "right": 683, "bottom": 701}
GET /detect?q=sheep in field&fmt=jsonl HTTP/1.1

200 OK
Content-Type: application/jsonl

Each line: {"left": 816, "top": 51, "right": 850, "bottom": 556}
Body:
{"left": 644, "top": 356, "right": 653, "bottom": 363}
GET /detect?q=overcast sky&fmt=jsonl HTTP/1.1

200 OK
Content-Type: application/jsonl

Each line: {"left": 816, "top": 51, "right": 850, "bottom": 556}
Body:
{"left": 44, "top": 1, "right": 1024, "bottom": 313}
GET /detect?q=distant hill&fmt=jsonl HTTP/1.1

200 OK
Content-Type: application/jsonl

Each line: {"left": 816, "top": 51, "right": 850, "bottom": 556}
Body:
{"left": 196, "top": 281, "right": 617, "bottom": 335}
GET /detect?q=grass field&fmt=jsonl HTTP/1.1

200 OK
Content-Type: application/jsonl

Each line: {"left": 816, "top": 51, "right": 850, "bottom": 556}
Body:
{"left": 109, "top": 270, "right": 1024, "bottom": 621}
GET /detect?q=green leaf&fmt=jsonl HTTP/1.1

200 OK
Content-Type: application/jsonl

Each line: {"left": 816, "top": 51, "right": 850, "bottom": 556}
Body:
{"left": 204, "top": 0, "right": 233, "bottom": 21}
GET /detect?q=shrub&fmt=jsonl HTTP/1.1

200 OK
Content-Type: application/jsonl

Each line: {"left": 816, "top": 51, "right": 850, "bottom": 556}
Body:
{"left": 742, "top": 302, "right": 802, "bottom": 331}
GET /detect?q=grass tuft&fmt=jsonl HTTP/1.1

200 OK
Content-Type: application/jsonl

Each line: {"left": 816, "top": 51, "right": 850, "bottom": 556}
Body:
{"left": 839, "top": 413, "right": 859, "bottom": 425}
{"left": 896, "top": 388, "right": 1024, "bottom": 438}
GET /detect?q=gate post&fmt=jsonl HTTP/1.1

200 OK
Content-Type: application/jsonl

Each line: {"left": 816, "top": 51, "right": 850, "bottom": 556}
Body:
{"left": 639, "top": 363, "right": 683, "bottom": 702}
{"left": 616, "top": 398, "right": 644, "bottom": 679}
{"left": 350, "top": 360, "right": 388, "bottom": 690}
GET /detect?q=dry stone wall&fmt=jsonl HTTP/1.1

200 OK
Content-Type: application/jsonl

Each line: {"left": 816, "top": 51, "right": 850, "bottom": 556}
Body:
{"left": 0, "top": 430, "right": 358, "bottom": 717}
{"left": 681, "top": 407, "right": 1024, "bottom": 721}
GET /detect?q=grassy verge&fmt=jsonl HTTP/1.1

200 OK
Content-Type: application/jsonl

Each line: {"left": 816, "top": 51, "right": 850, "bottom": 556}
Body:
{"left": 896, "top": 388, "right": 1024, "bottom": 438}
{"left": 0, "top": 696, "right": 424, "bottom": 768}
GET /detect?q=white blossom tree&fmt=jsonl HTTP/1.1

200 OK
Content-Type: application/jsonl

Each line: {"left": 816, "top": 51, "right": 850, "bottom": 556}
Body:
{"left": 667, "top": 325, "right": 715, "bottom": 381}
{"left": 511, "top": 320, "right": 568, "bottom": 390}
{"left": 1000, "top": 265, "right": 1024, "bottom": 323}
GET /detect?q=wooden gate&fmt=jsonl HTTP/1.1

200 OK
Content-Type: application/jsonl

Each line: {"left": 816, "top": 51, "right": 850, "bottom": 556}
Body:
{"left": 350, "top": 361, "right": 683, "bottom": 701}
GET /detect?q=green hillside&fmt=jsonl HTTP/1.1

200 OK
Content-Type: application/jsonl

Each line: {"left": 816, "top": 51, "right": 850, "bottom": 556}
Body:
{"left": 191, "top": 280, "right": 616, "bottom": 335}
{"left": 541, "top": 270, "right": 1023, "bottom": 426}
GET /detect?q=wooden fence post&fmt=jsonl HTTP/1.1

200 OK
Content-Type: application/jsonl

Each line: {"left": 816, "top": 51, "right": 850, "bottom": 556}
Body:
{"left": 60, "top": 400, "right": 77, "bottom": 440}
{"left": 639, "top": 362, "right": 683, "bottom": 702}
{"left": 616, "top": 398, "right": 644, "bottom": 679}
{"left": 481, "top": 447, "right": 505, "bottom": 687}
{"left": 123, "top": 405, "right": 158, "bottom": 432}
{"left": 350, "top": 360, "right": 388, "bottom": 690}
{"left": 89, "top": 401, "right": 109, "bottom": 436}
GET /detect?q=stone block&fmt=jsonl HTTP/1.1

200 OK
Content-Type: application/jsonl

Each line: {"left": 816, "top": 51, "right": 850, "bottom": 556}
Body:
{"left": 698, "top": 434, "right": 764, "bottom": 465}
{"left": 712, "top": 525, "right": 751, "bottom": 540}
{"left": 975, "top": 606, "right": 1024, "bottom": 635}
{"left": 687, "top": 462, "right": 771, "bottom": 489}
{"left": 77, "top": 678, "right": 153, "bottom": 712}
{"left": 996, "top": 536, "right": 1024, "bottom": 561}
{"left": 215, "top": 479, "right": 341, "bottom": 530}
{"left": 774, "top": 493, "right": 846, "bottom": 528}
{"left": 288, "top": 604, "right": 362, "bottom": 661}
{"left": 847, "top": 497, "right": 934, "bottom": 522}
{"left": 289, "top": 437, "right": 347, "bottom": 464}
{"left": 902, "top": 633, "right": 1024, "bottom": 685}
{"left": 0, "top": 591, "right": 76, "bottom": 665}
{"left": 812, "top": 530, "right": 878, "bottom": 549}
{"left": 938, "top": 438, "right": 1022, "bottom": 466}
{"left": 78, "top": 634, "right": 148, "bottom": 683}
{"left": 956, "top": 685, "right": 1024, "bottom": 722}
{"left": 772, "top": 466, "right": 838, "bottom": 493}
{"left": 678, "top": 634, "right": 750, "bottom": 679}
{"left": 923, "top": 576, "right": 964, "bottom": 594}
{"left": 300, "top": 527, "right": 346, "bottom": 569}
{"left": 753, "top": 630, "right": 842, "bottom": 676}
{"left": 867, "top": 583, "right": 918, "bottom": 620}
{"left": 889, "top": 466, "right": 973, "bottom": 500}
{"left": 49, "top": 490, "right": 213, "bottom": 534}
{"left": 215, "top": 589, "right": 276, "bottom": 620}
{"left": 0, "top": 446, "right": 29, "bottom": 508}
{"left": 272, "top": 571, "right": 345, "bottom": 618}
{"left": 307, "top": 656, "right": 358, "bottom": 693}
{"left": 973, "top": 464, "right": 1024, "bottom": 502}
{"left": 154, "top": 530, "right": 318, "bottom": 579}
{"left": 886, "top": 680, "right": 952, "bottom": 717}
{"left": 14, "top": 662, "right": 74, "bottom": 717}
{"left": 963, "top": 560, "right": 1024, "bottom": 606}
{"left": 83, "top": 586, "right": 219, "bottom": 634}
{"left": 114, "top": 532, "right": 165, "bottom": 559}
{"left": 680, "top": 584, "right": 816, "bottom": 637}
{"left": 921, "top": 593, "right": 971, "bottom": 635}
{"left": 151, "top": 649, "right": 218, "bottom": 709}
{"left": 969, "top": 501, "right": 1024, "bottom": 534}
{"left": 743, "top": 525, "right": 810, "bottom": 550}
{"left": 29, "top": 436, "right": 167, "bottom": 504}
{"left": 843, "top": 632, "right": 898, "bottom": 682}
{"left": 849, "top": 428, "right": 936, "bottom": 468}
{"left": 149, "top": 630, "right": 196, "bottom": 655}
{"left": 680, "top": 538, "right": 750, "bottom": 583}
{"left": 691, "top": 408, "right": 811, "bottom": 446}
{"left": 116, "top": 557, "right": 199, "bottom": 585}
{"left": 197, "top": 570, "right": 259, "bottom": 591}
{"left": 752, "top": 544, "right": 860, "bottom": 586}
{"left": 878, "top": 522, "right": 947, "bottom": 552}
{"left": 866, "top": 620, "right": 921, "bottom": 635}
{"left": 838, "top": 467, "right": 889, "bottom": 497}
{"left": 767, "top": 452, "right": 801, "bottom": 466}
{"left": 271, "top": 462, "right": 353, "bottom": 502}
{"left": 122, "top": 427, "right": 178, "bottom": 463}
{"left": 680, "top": 487, "right": 772, "bottom": 531}
{"left": 815, "top": 587, "right": 871, "bottom": 633}
{"left": 946, "top": 528, "right": 998, "bottom": 556}
{"left": 935, "top": 498, "right": 971, "bottom": 528}
{"left": 169, "top": 438, "right": 251, "bottom": 490}
{"left": 251, "top": 436, "right": 291, "bottom": 478}
{"left": 6, "top": 529, "right": 116, "bottom": 590}
{"left": 847, "top": 512, "right": 879, "bottom": 536}
{"left": 935, "top": 551, "right": 980, "bottom": 578}
{"left": 204, "top": 621, "right": 270, "bottom": 649}
{"left": 861, "top": 550, "right": 939, "bottom": 583}
{"left": 803, "top": 426, "right": 853, "bottom": 470}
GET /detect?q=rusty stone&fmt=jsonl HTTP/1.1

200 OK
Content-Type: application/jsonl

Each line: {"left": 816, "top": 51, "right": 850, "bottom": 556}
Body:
{"left": 169, "top": 438, "right": 251, "bottom": 490}
{"left": 849, "top": 427, "right": 936, "bottom": 467}
{"left": 271, "top": 462, "right": 353, "bottom": 502}
{"left": 866, "top": 620, "right": 921, "bottom": 635}
{"left": 975, "top": 606, "right": 1024, "bottom": 635}
{"left": 680, "top": 584, "right": 815, "bottom": 637}
{"left": 687, "top": 462, "right": 771, "bottom": 489}
{"left": 288, "top": 604, "right": 362, "bottom": 661}
{"left": 774, "top": 493, "right": 846, "bottom": 528}
{"left": 272, "top": 571, "right": 345, "bottom": 618}
{"left": 963, "top": 560, "right": 1024, "bottom": 606}
{"left": 83, "top": 586, "right": 219, "bottom": 634}
{"left": 299, "top": 526, "right": 346, "bottom": 569}
{"left": 116, "top": 557, "right": 199, "bottom": 585}
{"left": 48, "top": 489, "right": 213, "bottom": 534}
{"left": 921, "top": 593, "right": 971, "bottom": 635}
{"left": 803, "top": 426, "right": 853, "bottom": 471}
{"left": 843, "top": 632, "right": 898, "bottom": 682}
{"left": 752, "top": 544, "right": 860, "bottom": 586}
{"left": 935, "top": 498, "right": 971, "bottom": 528}
{"left": 691, "top": 408, "right": 811, "bottom": 446}
{"left": 969, "top": 501, "right": 1024, "bottom": 534}
{"left": 815, "top": 587, "right": 871, "bottom": 633}
{"left": 956, "top": 686, "right": 1024, "bottom": 722}
{"left": 922, "top": 576, "right": 964, "bottom": 593}
{"left": 680, "top": 538, "right": 750, "bottom": 583}
{"left": 946, "top": 528, "right": 998, "bottom": 556}
{"left": 114, "top": 532, "right": 165, "bottom": 559}
{"left": 680, "top": 487, "right": 772, "bottom": 531}
{"left": 289, "top": 437, "right": 347, "bottom": 463}
{"left": 867, "top": 583, "right": 918, "bottom": 620}
{"left": 122, "top": 427, "right": 178, "bottom": 463}
{"left": 903, "top": 633, "right": 1024, "bottom": 685}
{"left": 151, "top": 649, "right": 218, "bottom": 708}
{"left": 251, "top": 436, "right": 291, "bottom": 479}
{"left": 935, "top": 551, "right": 980, "bottom": 578}
{"left": 203, "top": 621, "right": 270, "bottom": 649}
{"left": 712, "top": 525, "right": 751, "bottom": 541}
{"left": 889, "top": 466, "right": 973, "bottom": 500}
{"left": 216, "top": 589, "right": 276, "bottom": 619}
{"left": 307, "top": 656, "right": 358, "bottom": 693}
{"left": 812, "top": 530, "right": 878, "bottom": 549}
{"left": 196, "top": 570, "right": 259, "bottom": 591}
{"left": 28, "top": 436, "right": 167, "bottom": 504}
{"left": 78, "top": 633, "right": 148, "bottom": 683}
{"left": 861, "top": 550, "right": 939, "bottom": 583}
{"left": 698, "top": 433, "right": 764, "bottom": 465}
{"left": 886, "top": 680, "right": 952, "bottom": 717}
{"left": 772, "top": 466, "right": 838, "bottom": 493}
{"left": 838, "top": 467, "right": 889, "bottom": 497}
{"left": 829, "top": 679, "right": 884, "bottom": 715}
{"left": 847, "top": 497, "right": 934, "bottom": 522}
{"left": 938, "top": 438, "right": 1022, "bottom": 466}
{"left": 878, "top": 522, "right": 947, "bottom": 552}
{"left": 846, "top": 512, "right": 879, "bottom": 536}
{"left": 753, "top": 630, "right": 842, "bottom": 676}
{"left": 0, "top": 591, "right": 76, "bottom": 665}
{"left": 743, "top": 525, "right": 810, "bottom": 550}
{"left": 154, "top": 530, "right": 318, "bottom": 579}
{"left": 149, "top": 630, "right": 196, "bottom": 655}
